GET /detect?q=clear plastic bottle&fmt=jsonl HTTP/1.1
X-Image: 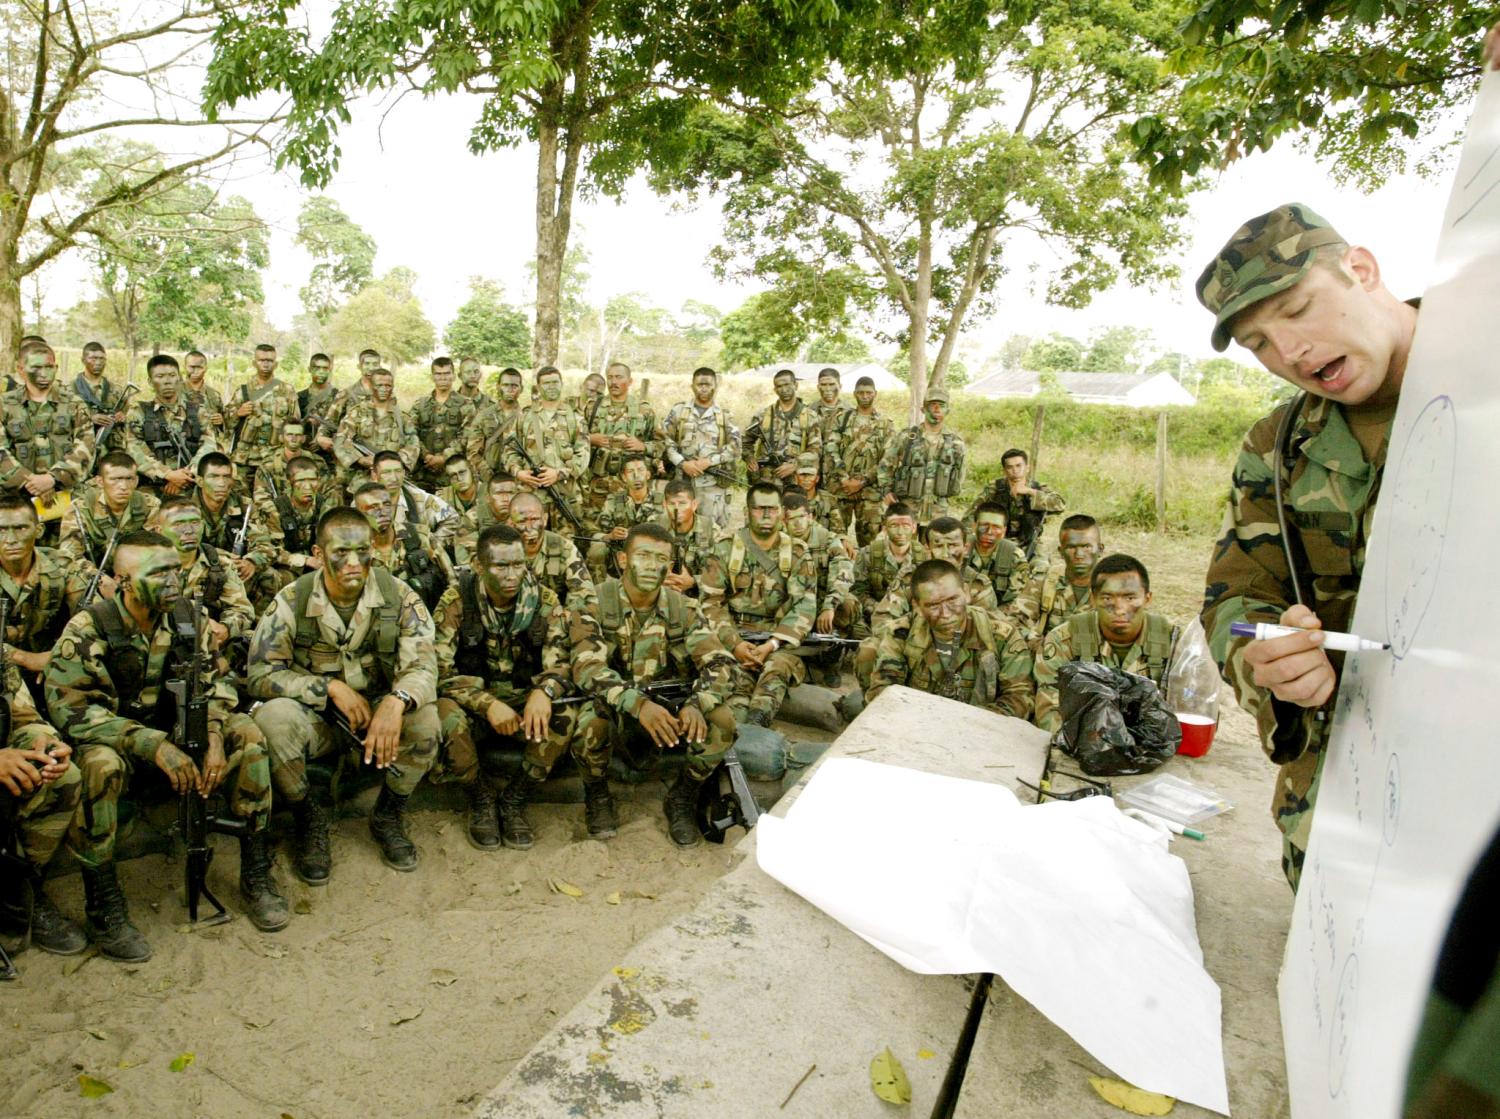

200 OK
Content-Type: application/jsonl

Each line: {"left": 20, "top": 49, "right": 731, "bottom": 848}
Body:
{"left": 1165, "top": 617, "right": 1221, "bottom": 757}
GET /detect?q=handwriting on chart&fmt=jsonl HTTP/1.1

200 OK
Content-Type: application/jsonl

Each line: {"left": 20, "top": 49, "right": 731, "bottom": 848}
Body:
{"left": 1384, "top": 395, "right": 1456, "bottom": 661}
{"left": 1451, "top": 138, "right": 1500, "bottom": 228}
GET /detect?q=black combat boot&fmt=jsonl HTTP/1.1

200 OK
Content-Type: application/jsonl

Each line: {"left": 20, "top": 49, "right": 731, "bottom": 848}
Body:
{"left": 582, "top": 777, "right": 619, "bottom": 840}
{"left": 663, "top": 771, "right": 705, "bottom": 848}
{"left": 81, "top": 863, "right": 151, "bottom": 963}
{"left": 238, "top": 833, "right": 290, "bottom": 932}
{"left": 291, "top": 798, "right": 331, "bottom": 886}
{"left": 465, "top": 779, "right": 501, "bottom": 850}
{"left": 498, "top": 772, "right": 541, "bottom": 850}
{"left": 30, "top": 886, "right": 87, "bottom": 956}
{"left": 369, "top": 785, "right": 418, "bottom": 871}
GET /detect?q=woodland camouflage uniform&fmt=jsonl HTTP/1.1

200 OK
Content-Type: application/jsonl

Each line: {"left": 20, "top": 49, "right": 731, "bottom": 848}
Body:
{"left": 583, "top": 396, "right": 662, "bottom": 521}
{"left": 226, "top": 377, "right": 301, "bottom": 475}
{"left": 504, "top": 403, "right": 589, "bottom": 519}
{"left": 57, "top": 482, "right": 160, "bottom": 577}
{"left": 965, "top": 539, "right": 1036, "bottom": 625}
{"left": 742, "top": 399, "right": 820, "bottom": 485}
{"left": 1033, "top": 610, "right": 1180, "bottom": 734}
{"left": 333, "top": 399, "right": 420, "bottom": 478}
{"left": 407, "top": 391, "right": 475, "bottom": 490}
{"left": 1023, "top": 556, "right": 1093, "bottom": 650}
{"left": 875, "top": 410, "right": 966, "bottom": 524}
{"left": 867, "top": 606, "right": 1033, "bottom": 720}
{"left": 0, "top": 385, "right": 95, "bottom": 493}
{"left": 3, "top": 661, "right": 82, "bottom": 873}
{"left": 524, "top": 529, "right": 599, "bottom": 617}
{"left": 832, "top": 408, "right": 894, "bottom": 546}
{"left": 125, "top": 398, "right": 218, "bottom": 487}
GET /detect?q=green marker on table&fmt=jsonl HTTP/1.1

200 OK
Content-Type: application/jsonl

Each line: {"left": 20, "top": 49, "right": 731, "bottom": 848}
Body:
{"left": 1230, "top": 621, "right": 1390, "bottom": 653}
{"left": 1123, "top": 808, "right": 1205, "bottom": 841}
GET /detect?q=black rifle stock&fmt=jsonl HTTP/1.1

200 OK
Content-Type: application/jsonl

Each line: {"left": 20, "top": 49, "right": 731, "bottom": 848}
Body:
{"left": 552, "top": 678, "right": 696, "bottom": 709}
{"left": 738, "top": 628, "right": 861, "bottom": 651}
{"left": 85, "top": 382, "right": 141, "bottom": 475}
{"left": 80, "top": 520, "right": 122, "bottom": 609}
{"left": 509, "top": 437, "right": 584, "bottom": 532}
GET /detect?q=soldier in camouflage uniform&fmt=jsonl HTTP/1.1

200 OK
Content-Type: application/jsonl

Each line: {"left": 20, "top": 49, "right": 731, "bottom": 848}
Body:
{"left": 0, "top": 342, "right": 95, "bottom": 500}
{"left": 471, "top": 367, "right": 526, "bottom": 482}
{"left": 1196, "top": 203, "right": 1416, "bottom": 890}
{"left": 504, "top": 366, "right": 588, "bottom": 531}
{"left": 877, "top": 384, "right": 965, "bottom": 525}
{"left": 0, "top": 495, "right": 87, "bottom": 708}
{"left": 455, "top": 355, "right": 490, "bottom": 405}
{"left": 408, "top": 356, "right": 476, "bottom": 492}
{"left": 247, "top": 508, "right": 441, "bottom": 878}
{"left": 253, "top": 416, "right": 333, "bottom": 511}
{"left": 658, "top": 478, "right": 718, "bottom": 598}
{"left": 192, "top": 452, "right": 276, "bottom": 593}
{"left": 1023, "top": 513, "right": 1103, "bottom": 650}
{"left": 432, "top": 525, "right": 582, "bottom": 850}
{"left": 742, "top": 368, "right": 820, "bottom": 486}
{"left": 849, "top": 503, "right": 921, "bottom": 689}
{"left": 508, "top": 491, "right": 599, "bottom": 617}
{"left": 351, "top": 482, "right": 453, "bottom": 609}
{"left": 966, "top": 502, "right": 1036, "bottom": 627}
{"left": 438, "top": 453, "right": 484, "bottom": 563}
{"left": 811, "top": 367, "right": 852, "bottom": 507}
{"left": 0, "top": 662, "right": 87, "bottom": 958}
{"left": 782, "top": 491, "right": 857, "bottom": 687}
{"left": 570, "top": 523, "right": 742, "bottom": 847}
{"left": 1034, "top": 554, "right": 1179, "bottom": 733}
{"left": 297, "top": 352, "right": 341, "bottom": 450}
{"left": 73, "top": 341, "right": 129, "bottom": 453}
{"left": 965, "top": 449, "right": 1066, "bottom": 558}
{"left": 46, "top": 531, "right": 286, "bottom": 958}
{"left": 316, "top": 348, "right": 379, "bottom": 454}
{"left": 867, "top": 559, "right": 1034, "bottom": 719}
{"left": 370, "top": 451, "right": 461, "bottom": 556}
{"left": 226, "top": 344, "right": 302, "bottom": 484}
{"left": 832, "top": 376, "right": 893, "bottom": 546}
{"left": 58, "top": 452, "right": 160, "bottom": 598}
{"left": 696, "top": 483, "right": 818, "bottom": 727}
{"left": 583, "top": 362, "right": 661, "bottom": 529}
{"left": 260, "top": 456, "right": 331, "bottom": 589}
{"left": 588, "top": 454, "right": 662, "bottom": 581}
{"left": 149, "top": 497, "right": 257, "bottom": 658}
{"left": 576, "top": 372, "right": 605, "bottom": 416}
{"left": 334, "top": 368, "right": 420, "bottom": 489}
{"left": 125, "top": 355, "right": 218, "bottom": 495}
{"left": 183, "top": 349, "right": 226, "bottom": 435}
{"left": 870, "top": 516, "right": 997, "bottom": 637}
{"left": 662, "top": 366, "right": 741, "bottom": 531}
{"left": 790, "top": 452, "right": 843, "bottom": 536}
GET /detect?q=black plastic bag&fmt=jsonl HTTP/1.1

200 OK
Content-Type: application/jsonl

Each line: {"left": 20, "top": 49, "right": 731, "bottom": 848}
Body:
{"left": 1051, "top": 662, "right": 1182, "bottom": 776}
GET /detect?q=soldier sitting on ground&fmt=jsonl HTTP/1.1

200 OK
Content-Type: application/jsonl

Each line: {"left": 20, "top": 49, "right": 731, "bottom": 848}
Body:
{"left": 350, "top": 482, "right": 452, "bottom": 608}
{"left": 370, "top": 451, "right": 460, "bottom": 556}
{"left": 192, "top": 452, "right": 275, "bottom": 592}
{"left": 1023, "top": 514, "right": 1104, "bottom": 650}
{"left": 848, "top": 501, "right": 921, "bottom": 632}
{"left": 789, "top": 452, "right": 843, "bottom": 537}
{"left": 247, "top": 507, "right": 441, "bottom": 879}
{"left": 571, "top": 523, "right": 742, "bottom": 847}
{"left": 1033, "top": 552, "right": 1179, "bottom": 733}
{"left": 967, "top": 447, "right": 1066, "bottom": 559}
{"left": 658, "top": 478, "right": 717, "bottom": 598}
{"left": 870, "top": 515, "right": 997, "bottom": 636}
{"left": 507, "top": 491, "right": 599, "bottom": 617}
{"left": 261, "top": 455, "right": 335, "bottom": 591}
{"left": 58, "top": 452, "right": 160, "bottom": 599}
{"left": 781, "top": 491, "right": 858, "bottom": 688}
{"left": 149, "top": 498, "right": 257, "bottom": 664}
{"left": 588, "top": 453, "right": 661, "bottom": 582}
{"left": 966, "top": 502, "right": 1035, "bottom": 627}
{"left": 0, "top": 494, "right": 87, "bottom": 709}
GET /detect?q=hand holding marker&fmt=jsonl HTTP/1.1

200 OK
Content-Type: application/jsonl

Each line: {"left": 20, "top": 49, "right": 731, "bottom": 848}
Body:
{"left": 1230, "top": 621, "right": 1389, "bottom": 653}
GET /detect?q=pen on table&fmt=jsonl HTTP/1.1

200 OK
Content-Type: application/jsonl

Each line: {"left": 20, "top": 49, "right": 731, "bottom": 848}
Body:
{"left": 1229, "top": 621, "right": 1389, "bottom": 653}
{"left": 1123, "top": 808, "right": 1205, "bottom": 841}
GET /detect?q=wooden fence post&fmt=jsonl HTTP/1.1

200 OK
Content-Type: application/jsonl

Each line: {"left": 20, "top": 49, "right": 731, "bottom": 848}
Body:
{"left": 1155, "top": 410, "right": 1168, "bottom": 534}
{"left": 1029, "top": 405, "right": 1046, "bottom": 474}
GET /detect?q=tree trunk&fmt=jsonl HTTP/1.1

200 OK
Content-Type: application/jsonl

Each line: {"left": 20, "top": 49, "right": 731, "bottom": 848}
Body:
{"left": 906, "top": 213, "right": 934, "bottom": 425}
{"left": 0, "top": 236, "right": 22, "bottom": 362}
{"left": 533, "top": 106, "right": 566, "bottom": 369}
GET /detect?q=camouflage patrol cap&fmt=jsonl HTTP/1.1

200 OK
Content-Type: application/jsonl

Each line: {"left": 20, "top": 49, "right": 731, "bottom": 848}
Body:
{"left": 795, "top": 452, "right": 820, "bottom": 473}
{"left": 1196, "top": 203, "right": 1348, "bottom": 352}
{"left": 923, "top": 385, "right": 950, "bottom": 404}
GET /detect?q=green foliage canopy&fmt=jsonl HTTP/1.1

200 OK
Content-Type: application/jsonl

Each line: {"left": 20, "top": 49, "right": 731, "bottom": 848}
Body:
{"left": 296, "top": 196, "right": 377, "bottom": 322}
{"left": 444, "top": 278, "right": 532, "bottom": 366}
{"left": 325, "top": 267, "right": 435, "bottom": 365}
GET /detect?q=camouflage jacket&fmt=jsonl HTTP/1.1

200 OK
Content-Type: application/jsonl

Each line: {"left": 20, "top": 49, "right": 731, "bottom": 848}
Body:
{"left": 246, "top": 568, "right": 438, "bottom": 708}
{"left": 471, "top": 400, "right": 522, "bottom": 479}
{"left": 299, "top": 382, "right": 342, "bottom": 430}
{"left": 435, "top": 573, "right": 571, "bottom": 714}
{"left": 698, "top": 528, "right": 817, "bottom": 648}
{"left": 407, "top": 392, "right": 476, "bottom": 474}
{"left": 966, "top": 478, "right": 1067, "bottom": 553}
{"left": 796, "top": 489, "right": 843, "bottom": 536}
{"left": 261, "top": 493, "right": 330, "bottom": 570}
{"left": 319, "top": 380, "right": 369, "bottom": 440}
{"left": 334, "top": 399, "right": 420, "bottom": 472}
{"left": 370, "top": 523, "right": 454, "bottom": 603}
{"left": 1201, "top": 393, "right": 1382, "bottom": 771}
{"left": 570, "top": 577, "right": 738, "bottom": 717}
{"left": 662, "top": 400, "right": 740, "bottom": 473}
{"left": 0, "top": 545, "right": 87, "bottom": 652}
{"left": 196, "top": 491, "right": 276, "bottom": 573}
{"left": 849, "top": 534, "right": 919, "bottom": 618}
{"left": 834, "top": 409, "right": 894, "bottom": 494}
{"left": 813, "top": 401, "right": 854, "bottom": 483}
{"left": 876, "top": 426, "right": 966, "bottom": 522}
{"left": 656, "top": 513, "right": 719, "bottom": 593}
{"left": 871, "top": 566, "right": 997, "bottom": 636}
{"left": 184, "top": 381, "right": 227, "bottom": 431}
{"left": 227, "top": 377, "right": 301, "bottom": 468}
{"left": 3, "top": 657, "right": 59, "bottom": 751}
{"left": 584, "top": 397, "right": 662, "bottom": 492}
{"left": 45, "top": 598, "right": 236, "bottom": 762}
{"left": 391, "top": 483, "right": 460, "bottom": 550}
{"left": 1024, "top": 559, "right": 1092, "bottom": 647}
{"left": 867, "top": 606, "right": 1033, "bottom": 720}
{"left": 58, "top": 483, "right": 161, "bottom": 573}
{"left": 792, "top": 522, "right": 854, "bottom": 615}
{"left": 525, "top": 530, "right": 599, "bottom": 617}
{"left": 504, "top": 404, "right": 588, "bottom": 498}
{"left": 183, "top": 546, "right": 256, "bottom": 641}
{"left": 965, "top": 540, "right": 1035, "bottom": 623}
{"left": 0, "top": 387, "right": 95, "bottom": 490}
{"left": 125, "top": 398, "right": 218, "bottom": 482}
{"left": 438, "top": 483, "right": 483, "bottom": 563}
{"left": 596, "top": 491, "right": 663, "bottom": 542}
{"left": 742, "top": 400, "right": 820, "bottom": 482}
{"left": 251, "top": 452, "right": 334, "bottom": 513}
{"left": 1033, "top": 609, "right": 1180, "bottom": 733}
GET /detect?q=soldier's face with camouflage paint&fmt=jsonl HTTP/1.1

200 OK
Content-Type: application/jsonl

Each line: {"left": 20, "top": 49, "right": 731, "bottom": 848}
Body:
{"left": 855, "top": 386, "right": 876, "bottom": 410}
{"left": 354, "top": 488, "right": 394, "bottom": 535}
{"left": 371, "top": 371, "right": 395, "bottom": 403}
{"left": 475, "top": 539, "right": 527, "bottom": 605}
{"left": 20, "top": 348, "right": 56, "bottom": 390}
{"left": 254, "top": 349, "right": 277, "bottom": 378}
{"left": 154, "top": 506, "right": 204, "bottom": 559}
{"left": 309, "top": 356, "right": 332, "bottom": 385}
{"left": 583, "top": 373, "right": 605, "bottom": 399}
{"left": 499, "top": 372, "right": 523, "bottom": 403}
{"left": 289, "top": 467, "right": 321, "bottom": 507}
{"left": 1059, "top": 528, "right": 1102, "bottom": 583}
{"left": 281, "top": 421, "right": 307, "bottom": 451}
{"left": 360, "top": 353, "right": 382, "bottom": 377}
{"left": 99, "top": 464, "right": 139, "bottom": 510}
{"left": 487, "top": 479, "right": 519, "bottom": 520}
{"left": 926, "top": 528, "right": 967, "bottom": 566}
{"left": 623, "top": 537, "right": 672, "bottom": 597}
{"left": 509, "top": 496, "right": 547, "bottom": 549}
{"left": 315, "top": 522, "right": 373, "bottom": 602}
{"left": 622, "top": 459, "right": 651, "bottom": 496}
{"left": 185, "top": 353, "right": 208, "bottom": 383}
{"left": 817, "top": 374, "right": 839, "bottom": 405}
{"left": 82, "top": 348, "right": 106, "bottom": 377}
{"left": 374, "top": 458, "right": 405, "bottom": 493}
{"left": 692, "top": 371, "right": 716, "bottom": 406}
{"left": 432, "top": 364, "right": 454, "bottom": 392}
{"left": 796, "top": 467, "right": 818, "bottom": 493}
{"left": 664, "top": 489, "right": 697, "bottom": 530}
{"left": 460, "top": 359, "right": 482, "bottom": 388}
{"left": 445, "top": 459, "right": 476, "bottom": 497}
{"left": 149, "top": 364, "right": 181, "bottom": 402}
{"left": 915, "top": 573, "right": 968, "bottom": 642}
{"left": 537, "top": 371, "right": 564, "bottom": 403}
{"left": 606, "top": 366, "right": 630, "bottom": 400}
{"left": 1092, "top": 571, "right": 1152, "bottom": 645}
{"left": 199, "top": 464, "right": 234, "bottom": 508}
{"left": 747, "top": 492, "right": 782, "bottom": 540}
{"left": 773, "top": 372, "right": 797, "bottom": 404}
{"left": 119, "top": 546, "right": 183, "bottom": 615}
{"left": 974, "top": 513, "right": 1006, "bottom": 555}
{"left": 782, "top": 505, "right": 812, "bottom": 541}
{"left": 0, "top": 507, "right": 41, "bottom": 570}
{"left": 923, "top": 399, "right": 947, "bottom": 426}
{"left": 885, "top": 514, "right": 916, "bottom": 550}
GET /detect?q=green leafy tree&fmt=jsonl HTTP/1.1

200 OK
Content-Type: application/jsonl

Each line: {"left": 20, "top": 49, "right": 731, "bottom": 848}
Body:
{"left": 444, "top": 278, "right": 532, "bottom": 366}
{"left": 204, "top": 0, "right": 843, "bottom": 367}
{"left": 719, "top": 291, "right": 809, "bottom": 370}
{"left": 1135, "top": 1, "right": 1499, "bottom": 189}
{"left": 1023, "top": 334, "right": 1085, "bottom": 373}
{"left": 806, "top": 334, "right": 873, "bottom": 364}
{"left": 677, "top": 299, "right": 723, "bottom": 343}
{"left": 668, "top": 0, "right": 1195, "bottom": 420}
{"left": 296, "top": 196, "right": 377, "bottom": 322}
{"left": 1081, "top": 326, "right": 1154, "bottom": 373}
{"left": 998, "top": 334, "right": 1032, "bottom": 372}
{"left": 325, "top": 267, "right": 435, "bottom": 366}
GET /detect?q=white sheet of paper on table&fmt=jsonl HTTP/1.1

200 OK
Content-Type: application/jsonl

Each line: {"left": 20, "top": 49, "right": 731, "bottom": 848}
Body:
{"left": 755, "top": 757, "right": 1229, "bottom": 1115}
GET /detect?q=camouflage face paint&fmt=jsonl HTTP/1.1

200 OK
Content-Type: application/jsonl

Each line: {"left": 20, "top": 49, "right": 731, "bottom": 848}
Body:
{"left": 432, "top": 366, "right": 454, "bottom": 391}
{"left": 476, "top": 540, "right": 527, "bottom": 604}
{"left": 624, "top": 539, "right": 671, "bottom": 596}
{"left": 622, "top": 460, "right": 651, "bottom": 495}
{"left": 926, "top": 528, "right": 966, "bottom": 566}
{"left": 1060, "top": 529, "right": 1102, "bottom": 581}
{"left": 499, "top": 373, "right": 523, "bottom": 402}
{"left": 354, "top": 489, "right": 393, "bottom": 534}
{"left": 885, "top": 516, "right": 916, "bottom": 550}
{"left": 310, "top": 358, "right": 332, "bottom": 384}
{"left": 361, "top": 353, "right": 382, "bottom": 376}
{"left": 99, "top": 464, "right": 140, "bottom": 510}
{"left": 149, "top": 365, "right": 182, "bottom": 402}
{"left": 318, "top": 523, "right": 373, "bottom": 601}
{"left": 665, "top": 491, "right": 696, "bottom": 528}
{"left": 1092, "top": 572, "right": 1151, "bottom": 645}
{"left": 23, "top": 349, "right": 56, "bottom": 390}
{"left": 374, "top": 459, "right": 405, "bottom": 492}
{"left": 445, "top": 460, "right": 475, "bottom": 495}
{"left": 125, "top": 549, "right": 184, "bottom": 614}
{"left": 783, "top": 506, "right": 812, "bottom": 540}
{"left": 156, "top": 507, "right": 204, "bottom": 557}
{"left": 748, "top": 494, "right": 782, "bottom": 539}
{"left": 692, "top": 374, "right": 716, "bottom": 405}
{"left": 538, "top": 373, "right": 563, "bottom": 402}
{"left": 0, "top": 508, "right": 40, "bottom": 567}
{"left": 371, "top": 374, "right": 394, "bottom": 403}
{"left": 923, "top": 400, "right": 946, "bottom": 426}
{"left": 854, "top": 387, "right": 875, "bottom": 409}
{"left": 773, "top": 374, "right": 797, "bottom": 403}
{"left": 460, "top": 360, "right": 482, "bottom": 387}
{"left": 817, "top": 376, "right": 839, "bottom": 404}
{"left": 915, "top": 573, "right": 967, "bottom": 642}
{"left": 199, "top": 465, "right": 234, "bottom": 506}
{"left": 289, "top": 468, "right": 322, "bottom": 506}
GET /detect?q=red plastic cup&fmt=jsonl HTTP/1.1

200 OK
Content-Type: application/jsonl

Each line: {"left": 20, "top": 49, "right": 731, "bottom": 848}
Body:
{"left": 1176, "top": 713, "right": 1218, "bottom": 758}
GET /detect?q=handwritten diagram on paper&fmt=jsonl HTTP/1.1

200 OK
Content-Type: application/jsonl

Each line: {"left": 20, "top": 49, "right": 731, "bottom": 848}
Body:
{"left": 1279, "top": 72, "right": 1500, "bottom": 1119}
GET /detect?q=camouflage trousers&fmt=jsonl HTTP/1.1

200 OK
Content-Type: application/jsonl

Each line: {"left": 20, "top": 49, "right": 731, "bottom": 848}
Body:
{"left": 8, "top": 764, "right": 83, "bottom": 871}
{"left": 696, "top": 481, "right": 733, "bottom": 533}
{"left": 253, "top": 697, "right": 439, "bottom": 801}
{"left": 839, "top": 495, "right": 883, "bottom": 548}
{"left": 429, "top": 696, "right": 588, "bottom": 784}
{"left": 70, "top": 714, "right": 271, "bottom": 867}
{"left": 577, "top": 701, "right": 736, "bottom": 781}
{"left": 730, "top": 649, "right": 807, "bottom": 724}
{"left": 1275, "top": 748, "right": 1324, "bottom": 893}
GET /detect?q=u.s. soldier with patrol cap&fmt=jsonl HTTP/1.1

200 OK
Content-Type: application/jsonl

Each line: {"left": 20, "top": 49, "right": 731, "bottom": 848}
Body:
{"left": 1196, "top": 202, "right": 1418, "bottom": 891}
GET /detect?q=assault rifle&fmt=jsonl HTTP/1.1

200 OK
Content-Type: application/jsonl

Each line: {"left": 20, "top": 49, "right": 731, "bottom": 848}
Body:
{"left": 552, "top": 678, "right": 696, "bottom": 709}
{"left": 167, "top": 597, "right": 246, "bottom": 925}
{"left": 509, "top": 437, "right": 584, "bottom": 532}
{"left": 230, "top": 502, "right": 253, "bottom": 557}
{"left": 85, "top": 382, "right": 140, "bottom": 475}
{"left": 697, "top": 747, "right": 760, "bottom": 844}
{"left": 228, "top": 384, "right": 251, "bottom": 457}
{"left": 738, "top": 628, "right": 861, "bottom": 651}
{"left": 79, "top": 517, "right": 122, "bottom": 608}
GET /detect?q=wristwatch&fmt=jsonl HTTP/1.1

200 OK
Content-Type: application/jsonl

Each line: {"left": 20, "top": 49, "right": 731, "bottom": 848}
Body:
{"left": 392, "top": 689, "right": 417, "bottom": 712}
{"left": 540, "top": 679, "right": 564, "bottom": 701}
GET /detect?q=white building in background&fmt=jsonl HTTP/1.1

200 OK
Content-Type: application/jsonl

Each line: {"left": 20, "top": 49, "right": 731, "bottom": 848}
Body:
{"left": 963, "top": 369, "right": 1197, "bottom": 407}
{"left": 738, "top": 362, "right": 908, "bottom": 392}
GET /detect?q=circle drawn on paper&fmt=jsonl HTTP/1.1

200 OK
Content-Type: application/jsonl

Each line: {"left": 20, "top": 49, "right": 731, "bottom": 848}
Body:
{"left": 1384, "top": 396, "right": 1456, "bottom": 659}
{"left": 1328, "top": 953, "right": 1360, "bottom": 1098}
